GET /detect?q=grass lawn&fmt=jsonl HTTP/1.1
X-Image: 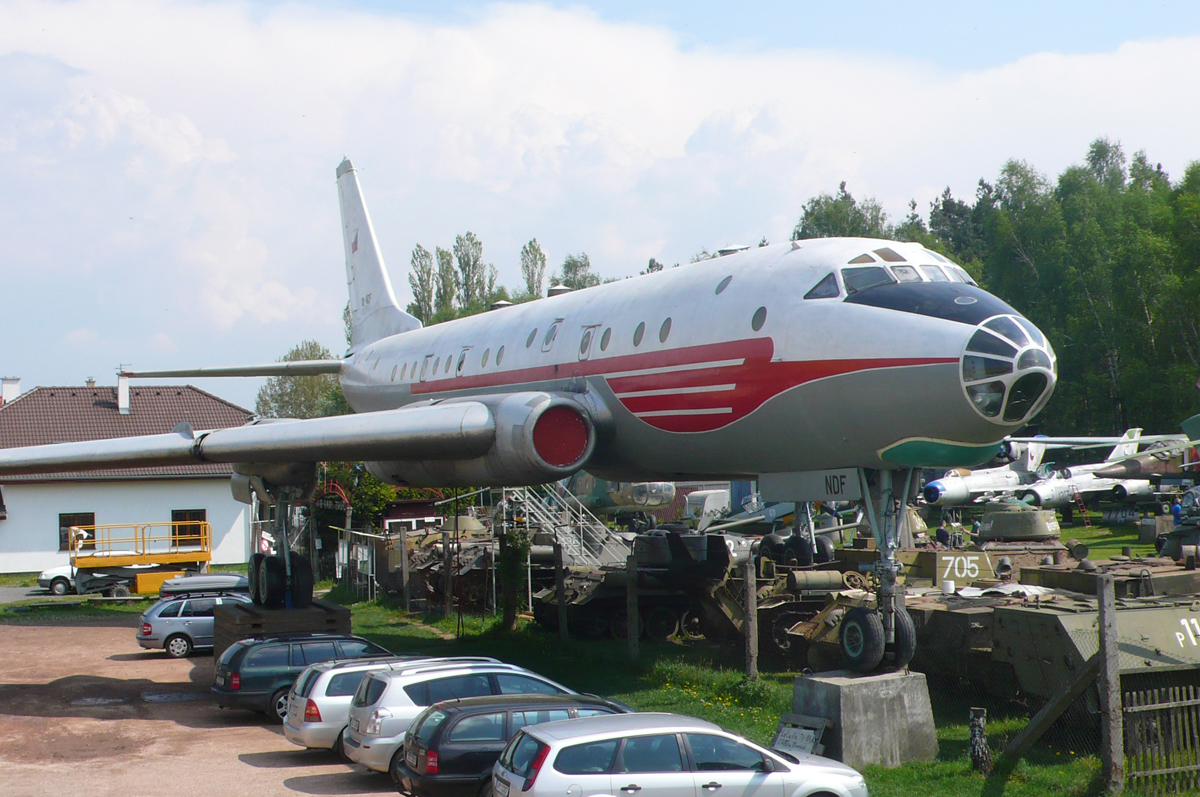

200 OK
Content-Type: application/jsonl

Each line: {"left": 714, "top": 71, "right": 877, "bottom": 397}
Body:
{"left": 0, "top": 572, "right": 39, "bottom": 588}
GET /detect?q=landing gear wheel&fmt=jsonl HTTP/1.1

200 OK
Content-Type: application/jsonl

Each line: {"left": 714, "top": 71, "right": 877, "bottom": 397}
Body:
{"left": 644, "top": 607, "right": 679, "bottom": 642}
{"left": 248, "top": 553, "right": 266, "bottom": 605}
{"left": 889, "top": 606, "right": 916, "bottom": 669}
{"left": 840, "top": 606, "right": 885, "bottom": 672}
{"left": 259, "top": 556, "right": 287, "bottom": 608}
{"left": 814, "top": 536, "right": 835, "bottom": 564}
{"left": 268, "top": 687, "right": 290, "bottom": 724}
{"left": 289, "top": 554, "right": 314, "bottom": 608}
{"left": 165, "top": 634, "right": 193, "bottom": 658}
{"left": 49, "top": 578, "right": 71, "bottom": 596}
{"left": 679, "top": 609, "right": 706, "bottom": 641}
{"left": 610, "top": 613, "right": 644, "bottom": 641}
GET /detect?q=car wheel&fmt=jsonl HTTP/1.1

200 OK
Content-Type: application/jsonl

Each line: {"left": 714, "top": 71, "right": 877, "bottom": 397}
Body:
{"left": 49, "top": 578, "right": 71, "bottom": 596}
{"left": 165, "top": 634, "right": 193, "bottom": 658}
{"left": 389, "top": 748, "right": 406, "bottom": 784}
{"left": 268, "top": 688, "right": 290, "bottom": 724}
{"left": 331, "top": 727, "right": 345, "bottom": 758}
{"left": 478, "top": 776, "right": 493, "bottom": 797}
{"left": 840, "top": 606, "right": 885, "bottom": 673}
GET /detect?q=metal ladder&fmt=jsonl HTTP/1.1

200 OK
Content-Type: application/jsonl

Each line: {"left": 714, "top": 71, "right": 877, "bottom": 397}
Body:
{"left": 518, "top": 484, "right": 631, "bottom": 567}
{"left": 1072, "top": 491, "right": 1092, "bottom": 528}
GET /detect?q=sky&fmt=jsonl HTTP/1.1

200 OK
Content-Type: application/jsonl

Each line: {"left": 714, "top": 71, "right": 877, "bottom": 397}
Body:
{"left": 2, "top": 0, "right": 1199, "bottom": 410}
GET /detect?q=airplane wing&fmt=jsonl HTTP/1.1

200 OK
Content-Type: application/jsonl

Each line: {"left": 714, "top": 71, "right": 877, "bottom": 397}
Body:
{"left": 121, "top": 360, "right": 344, "bottom": 378}
{"left": 0, "top": 391, "right": 595, "bottom": 488}
{"left": 1004, "top": 434, "right": 1185, "bottom": 447}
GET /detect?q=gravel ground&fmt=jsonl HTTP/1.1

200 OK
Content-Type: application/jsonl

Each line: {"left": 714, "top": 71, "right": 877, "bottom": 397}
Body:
{"left": 0, "top": 616, "right": 394, "bottom": 796}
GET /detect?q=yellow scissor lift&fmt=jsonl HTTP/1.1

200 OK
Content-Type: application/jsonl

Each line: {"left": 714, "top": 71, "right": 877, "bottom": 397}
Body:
{"left": 68, "top": 521, "right": 213, "bottom": 596}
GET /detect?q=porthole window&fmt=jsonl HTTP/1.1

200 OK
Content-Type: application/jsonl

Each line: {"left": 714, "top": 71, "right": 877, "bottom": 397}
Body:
{"left": 420, "top": 359, "right": 429, "bottom": 379}
{"left": 543, "top": 323, "right": 559, "bottom": 349}
{"left": 445, "top": 356, "right": 452, "bottom": 374}
{"left": 433, "top": 356, "right": 441, "bottom": 374}
{"left": 751, "top": 306, "right": 767, "bottom": 331}
{"left": 456, "top": 351, "right": 467, "bottom": 374}
{"left": 716, "top": 275, "right": 732, "bottom": 294}
{"left": 580, "top": 329, "right": 593, "bottom": 356}
{"left": 600, "top": 328, "right": 612, "bottom": 351}
{"left": 526, "top": 329, "right": 538, "bottom": 348}
{"left": 401, "top": 363, "right": 408, "bottom": 380}
{"left": 659, "top": 318, "right": 672, "bottom": 343}
{"left": 391, "top": 365, "right": 398, "bottom": 382}
{"left": 482, "top": 348, "right": 491, "bottom": 368}
{"left": 633, "top": 322, "right": 646, "bottom": 347}
{"left": 496, "top": 346, "right": 505, "bottom": 365}
{"left": 412, "top": 361, "right": 418, "bottom": 376}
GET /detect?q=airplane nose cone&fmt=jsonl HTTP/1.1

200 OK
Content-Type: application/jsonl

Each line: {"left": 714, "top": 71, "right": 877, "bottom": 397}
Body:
{"left": 922, "top": 482, "right": 945, "bottom": 504}
{"left": 960, "top": 315, "right": 1056, "bottom": 425}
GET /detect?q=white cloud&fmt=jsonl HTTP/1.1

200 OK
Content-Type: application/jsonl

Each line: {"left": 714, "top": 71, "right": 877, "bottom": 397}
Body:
{"left": 1, "top": 1, "right": 1199, "bottom": 405}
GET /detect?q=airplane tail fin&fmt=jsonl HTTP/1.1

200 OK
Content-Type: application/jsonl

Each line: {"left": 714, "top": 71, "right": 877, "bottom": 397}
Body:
{"left": 336, "top": 159, "right": 421, "bottom": 349}
{"left": 1023, "top": 440, "right": 1046, "bottom": 471}
{"left": 1106, "top": 428, "right": 1143, "bottom": 461}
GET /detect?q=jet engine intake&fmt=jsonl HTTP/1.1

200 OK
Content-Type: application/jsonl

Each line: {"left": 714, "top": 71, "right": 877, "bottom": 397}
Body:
{"left": 367, "top": 392, "right": 596, "bottom": 487}
{"left": 1112, "top": 479, "right": 1152, "bottom": 501}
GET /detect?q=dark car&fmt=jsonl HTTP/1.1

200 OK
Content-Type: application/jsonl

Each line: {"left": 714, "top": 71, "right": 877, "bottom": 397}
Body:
{"left": 395, "top": 693, "right": 629, "bottom": 797}
{"left": 211, "top": 633, "right": 390, "bottom": 723}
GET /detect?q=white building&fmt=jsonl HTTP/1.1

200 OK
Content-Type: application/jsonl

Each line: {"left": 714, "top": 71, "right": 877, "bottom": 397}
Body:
{"left": 0, "top": 378, "right": 253, "bottom": 574}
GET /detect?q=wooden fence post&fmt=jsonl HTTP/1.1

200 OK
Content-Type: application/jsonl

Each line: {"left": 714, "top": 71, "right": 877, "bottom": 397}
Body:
{"left": 744, "top": 558, "right": 758, "bottom": 680}
{"left": 626, "top": 553, "right": 639, "bottom": 660}
{"left": 554, "top": 543, "right": 569, "bottom": 641}
{"left": 1097, "top": 574, "right": 1125, "bottom": 793}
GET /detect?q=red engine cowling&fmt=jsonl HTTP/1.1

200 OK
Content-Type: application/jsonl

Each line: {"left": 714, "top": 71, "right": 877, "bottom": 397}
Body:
{"left": 366, "top": 392, "right": 596, "bottom": 487}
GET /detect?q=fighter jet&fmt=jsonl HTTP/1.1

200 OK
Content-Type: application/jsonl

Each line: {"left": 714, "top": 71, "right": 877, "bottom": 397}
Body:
{"left": 1015, "top": 429, "right": 1159, "bottom": 506}
{"left": 0, "top": 158, "right": 1059, "bottom": 493}
{"left": 922, "top": 437, "right": 1048, "bottom": 506}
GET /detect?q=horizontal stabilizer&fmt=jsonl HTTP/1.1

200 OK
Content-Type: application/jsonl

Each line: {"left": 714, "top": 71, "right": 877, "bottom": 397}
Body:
{"left": 0, "top": 403, "right": 494, "bottom": 476}
{"left": 122, "top": 360, "right": 344, "bottom": 379}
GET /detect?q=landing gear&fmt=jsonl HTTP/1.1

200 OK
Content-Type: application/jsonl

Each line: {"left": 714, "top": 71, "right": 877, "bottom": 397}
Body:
{"left": 247, "top": 480, "right": 317, "bottom": 610}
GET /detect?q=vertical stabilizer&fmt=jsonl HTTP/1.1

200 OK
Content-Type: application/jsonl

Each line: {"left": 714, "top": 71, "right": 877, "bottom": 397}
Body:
{"left": 1021, "top": 440, "right": 1046, "bottom": 472}
{"left": 336, "top": 159, "right": 421, "bottom": 349}
{"left": 1107, "top": 428, "right": 1142, "bottom": 461}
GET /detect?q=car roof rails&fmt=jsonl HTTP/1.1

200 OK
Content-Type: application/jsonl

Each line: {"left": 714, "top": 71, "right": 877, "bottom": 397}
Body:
{"left": 159, "top": 590, "right": 247, "bottom": 600}
{"left": 373, "top": 660, "right": 523, "bottom": 679}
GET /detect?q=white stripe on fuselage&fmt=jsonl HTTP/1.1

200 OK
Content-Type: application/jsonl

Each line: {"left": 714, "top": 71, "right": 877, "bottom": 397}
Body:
{"left": 604, "top": 359, "right": 745, "bottom": 380}
{"left": 614, "top": 383, "right": 737, "bottom": 399}
{"left": 634, "top": 407, "right": 734, "bottom": 418}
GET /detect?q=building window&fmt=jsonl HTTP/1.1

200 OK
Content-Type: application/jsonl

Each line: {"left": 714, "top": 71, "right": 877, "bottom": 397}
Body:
{"left": 171, "top": 509, "right": 207, "bottom": 547}
{"left": 0, "top": 486, "right": 6, "bottom": 520}
{"left": 59, "top": 512, "right": 96, "bottom": 551}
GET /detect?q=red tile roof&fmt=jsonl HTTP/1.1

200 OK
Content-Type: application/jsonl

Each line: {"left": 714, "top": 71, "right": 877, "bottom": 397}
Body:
{"left": 0, "top": 385, "right": 252, "bottom": 482}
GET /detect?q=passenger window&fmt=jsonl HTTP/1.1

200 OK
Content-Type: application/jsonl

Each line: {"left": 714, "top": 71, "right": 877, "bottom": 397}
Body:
{"left": 575, "top": 708, "right": 615, "bottom": 718}
{"left": 555, "top": 739, "right": 619, "bottom": 775}
{"left": 184, "top": 598, "right": 215, "bottom": 617}
{"left": 295, "top": 641, "right": 338, "bottom": 666}
{"left": 482, "top": 348, "right": 490, "bottom": 368}
{"left": 245, "top": 645, "right": 289, "bottom": 669}
{"left": 543, "top": 323, "right": 560, "bottom": 350}
{"left": 445, "top": 356, "right": 453, "bottom": 374}
{"left": 841, "top": 266, "right": 896, "bottom": 294}
{"left": 496, "top": 346, "right": 505, "bottom": 365}
{"left": 685, "top": 733, "right": 766, "bottom": 771}
{"left": 496, "top": 674, "right": 566, "bottom": 695}
{"left": 659, "top": 318, "right": 671, "bottom": 343}
{"left": 433, "top": 357, "right": 441, "bottom": 374}
{"left": 425, "top": 674, "right": 492, "bottom": 704}
{"left": 158, "top": 602, "right": 182, "bottom": 618}
{"left": 891, "top": 265, "right": 921, "bottom": 282}
{"left": 527, "top": 329, "right": 538, "bottom": 348}
{"left": 338, "top": 640, "right": 381, "bottom": 658}
{"left": 297, "top": 670, "right": 321, "bottom": 697}
{"left": 620, "top": 734, "right": 684, "bottom": 773}
{"left": 326, "top": 671, "right": 368, "bottom": 697}
{"left": 633, "top": 322, "right": 645, "bottom": 347}
{"left": 355, "top": 676, "right": 389, "bottom": 707}
{"left": 448, "top": 712, "right": 506, "bottom": 742}
{"left": 751, "top": 306, "right": 767, "bottom": 331}
{"left": 803, "top": 272, "right": 839, "bottom": 299}
{"left": 457, "top": 351, "right": 467, "bottom": 375}
{"left": 600, "top": 328, "right": 611, "bottom": 351}
{"left": 579, "top": 329, "right": 593, "bottom": 356}
{"left": 391, "top": 365, "right": 398, "bottom": 382}
{"left": 715, "top": 275, "right": 732, "bottom": 294}
{"left": 401, "top": 363, "right": 408, "bottom": 380}
{"left": 512, "top": 709, "right": 571, "bottom": 732}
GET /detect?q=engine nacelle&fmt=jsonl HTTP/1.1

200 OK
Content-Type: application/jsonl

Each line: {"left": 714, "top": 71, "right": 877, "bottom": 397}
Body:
{"left": 1019, "top": 482, "right": 1074, "bottom": 507}
{"left": 1112, "top": 479, "right": 1153, "bottom": 501}
{"left": 367, "top": 392, "right": 595, "bottom": 487}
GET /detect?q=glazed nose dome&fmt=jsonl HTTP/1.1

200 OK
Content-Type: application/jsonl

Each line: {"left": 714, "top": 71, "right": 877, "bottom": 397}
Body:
{"left": 960, "top": 315, "right": 1056, "bottom": 424}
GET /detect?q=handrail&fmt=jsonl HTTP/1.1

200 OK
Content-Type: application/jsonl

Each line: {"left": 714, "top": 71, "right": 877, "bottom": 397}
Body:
{"left": 68, "top": 521, "right": 212, "bottom": 566}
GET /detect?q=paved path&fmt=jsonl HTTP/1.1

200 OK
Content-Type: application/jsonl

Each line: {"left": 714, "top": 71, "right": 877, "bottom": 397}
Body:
{"left": 0, "top": 587, "right": 52, "bottom": 605}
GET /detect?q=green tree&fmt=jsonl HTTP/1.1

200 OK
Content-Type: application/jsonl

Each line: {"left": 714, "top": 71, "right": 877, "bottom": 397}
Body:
{"left": 792, "top": 181, "right": 891, "bottom": 240}
{"left": 519, "top": 238, "right": 547, "bottom": 298}
{"left": 642, "top": 257, "right": 664, "bottom": 275}
{"left": 254, "top": 340, "right": 338, "bottom": 419}
{"left": 435, "top": 246, "right": 457, "bottom": 318}
{"left": 406, "top": 244, "right": 436, "bottom": 324}
{"left": 552, "top": 252, "right": 602, "bottom": 290}
{"left": 453, "top": 232, "right": 487, "bottom": 309}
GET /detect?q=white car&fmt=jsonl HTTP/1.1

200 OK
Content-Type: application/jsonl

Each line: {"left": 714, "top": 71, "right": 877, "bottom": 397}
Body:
{"left": 493, "top": 712, "right": 868, "bottom": 797}
{"left": 37, "top": 565, "right": 75, "bottom": 596}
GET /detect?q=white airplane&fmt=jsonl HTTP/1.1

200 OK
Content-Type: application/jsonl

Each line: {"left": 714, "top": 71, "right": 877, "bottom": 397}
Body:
{"left": 922, "top": 437, "right": 1048, "bottom": 506}
{"left": 1015, "top": 429, "right": 1157, "bottom": 507}
{"left": 0, "top": 159, "right": 1060, "bottom": 670}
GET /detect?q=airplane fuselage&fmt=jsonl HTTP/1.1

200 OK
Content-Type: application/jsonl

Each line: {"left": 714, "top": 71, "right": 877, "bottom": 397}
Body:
{"left": 339, "top": 238, "right": 1057, "bottom": 482}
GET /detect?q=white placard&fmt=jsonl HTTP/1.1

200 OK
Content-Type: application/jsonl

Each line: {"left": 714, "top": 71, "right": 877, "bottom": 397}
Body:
{"left": 759, "top": 469, "right": 863, "bottom": 502}
{"left": 773, "top": 724, "right": 819, "bottom": 755}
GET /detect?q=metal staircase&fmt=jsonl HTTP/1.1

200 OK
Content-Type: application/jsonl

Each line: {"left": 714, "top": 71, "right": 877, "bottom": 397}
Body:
{"left": 517, "top": 483, "right": 631, "bottom": 568}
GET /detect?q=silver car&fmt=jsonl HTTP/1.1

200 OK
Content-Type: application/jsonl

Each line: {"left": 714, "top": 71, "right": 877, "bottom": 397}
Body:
{"left": 284, "top": 656, "right": 501, "bottom": 755}
{"left": 136, "top": 592, "right": 252, "bottom": 657}
{"left": 492, "top": 713, "right": 870, "bottom": 797}
{"left": 344, "top": 662, "right": 576, "bottom": 775}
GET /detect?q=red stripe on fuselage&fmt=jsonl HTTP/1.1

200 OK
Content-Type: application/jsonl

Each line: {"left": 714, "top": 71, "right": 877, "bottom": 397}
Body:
{"left": 410, "top": 338, "right": 954, "bottom": 433}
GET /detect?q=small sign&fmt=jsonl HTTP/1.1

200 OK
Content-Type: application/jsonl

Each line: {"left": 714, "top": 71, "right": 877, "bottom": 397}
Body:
{"left": 759, "top": 469, "right": 862, "bottom": 502}
{"left": 772, "top": 713, "right": 832, "bottom": 756}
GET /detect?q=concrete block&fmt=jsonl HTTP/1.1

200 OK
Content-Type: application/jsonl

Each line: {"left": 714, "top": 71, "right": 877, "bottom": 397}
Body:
{"left": 792, "top": 669, "right": 938, "bottom": 769}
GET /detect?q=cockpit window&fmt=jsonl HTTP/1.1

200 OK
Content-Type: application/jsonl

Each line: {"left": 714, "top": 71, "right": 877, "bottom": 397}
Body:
{"left": 841, "top": 266, "right": 896, "bottom": 295}
{"left": 966, "top": 381, "right": 1005, "bottom": 418}
{"left": 922, "top": 249, "right": 950, "bottom": 263}
{"left": 891, "top": 265, "right": 921, "bottom": 283}
{"left": 804, "top": 272, "right": 840, "bottom": 299}
{"left": 984, "top": 317, "right": 1029, "bottom": 347}
{"left": 848, "top": 253, "right": 876, "bottom": 264}
{"left": 920, "top": 265, "right": 949, "bottom": 282}
{"left": 952, "top": 266, "right": 977, "bottom": 286}
{"left": 873, "top": 247, "right": 906, "bottom": 262}
{"left": 967, "top": 330, "right": 1018, "bottom": 358}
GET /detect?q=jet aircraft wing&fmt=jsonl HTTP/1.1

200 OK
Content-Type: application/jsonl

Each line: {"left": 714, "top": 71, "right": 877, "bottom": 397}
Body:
{"left": 120, "top": 360, "right": 344, "bottom": 378}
